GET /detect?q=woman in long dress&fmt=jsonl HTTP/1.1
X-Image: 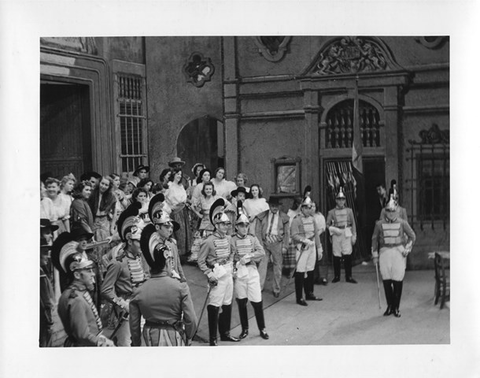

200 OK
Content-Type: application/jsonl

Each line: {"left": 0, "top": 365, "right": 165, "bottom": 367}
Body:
{"left": 88, "top": 176, "right": 117, "bottom": 274}
{"left": 243, "top": 184, "right": 269, "bottom": 235}
{"left": 165, "top": 169, "right": 191, "bottom": 259}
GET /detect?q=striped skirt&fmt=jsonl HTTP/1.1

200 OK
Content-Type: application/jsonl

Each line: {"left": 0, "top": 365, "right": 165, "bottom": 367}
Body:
{"left": 142, "top": 324, "right": 186, "bottom": 346}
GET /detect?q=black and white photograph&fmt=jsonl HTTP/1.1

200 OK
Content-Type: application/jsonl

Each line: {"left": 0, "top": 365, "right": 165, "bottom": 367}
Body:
{"left": 2, "top": 1, "right": 480, "bottom": 377}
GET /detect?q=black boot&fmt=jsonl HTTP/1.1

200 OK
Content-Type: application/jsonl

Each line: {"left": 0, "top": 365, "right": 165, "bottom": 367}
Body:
{"left": 207, "top": 305, "right": 219, "bottom": 346}
{"left": 332, "top": 256, "right": 341, "bottom": 283}
{"left": 392, "top": 281, "right": 403, "bottom": 318}
{"left": 305, "top": 271, "right": 322, "bottom": 301}
{"left": 236, "top": 298, "right": 249, "bottom": 339}
{"left": 344, "top": 255, "right": 357, "bottom": 283}
{"left": 295, "top": 272, "right": 307, "bottom": 306}
{"left": 251, "top": 301, "right": 269, "bottom": 339}
{"left": 382, "top": 280, "right": 394, "bottom": 316}
{"left": 219, "top": 304, "right": 240, "bottom": 342}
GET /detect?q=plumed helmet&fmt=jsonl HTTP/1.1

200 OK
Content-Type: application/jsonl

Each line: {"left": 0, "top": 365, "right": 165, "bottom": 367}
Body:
{"left": 209, "top": 198, "right": 230, "bottom": 226}
{"left": 51, "top": 232, "right": 92, "bottom": 274}
{"left": 336, "top": 186, "right": 346, "bottom": 200}
{"left": 148, "top": 193, "right": 166, "bottom": 222}
{"left": 235, "top": 200, "right": 249, "bottom": 225}
{"left": 117, "top": 202, "right": 144, "bottom": 242}
{"left": 152, "top": 210, "right": 180, "bottom": 232}
{"left": 385, "top": 192, "right": 398, "bottom": 212}
{"left": 301, "top": 185, "right": 313, "bottom": 207}
{"left": 140, "top": 223, "right": 173, "bottom": 270}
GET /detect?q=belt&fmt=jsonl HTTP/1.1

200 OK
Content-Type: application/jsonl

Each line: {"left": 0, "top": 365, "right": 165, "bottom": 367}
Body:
{"left": 336, "top": 225, "right": 351, "bottom": 229}
{"left": 145, "top": 320, "right": 183, "bottom": 330}
{"left": 208, "top": 259, "right": 231, "bottom": 269}
{"left": 383, "top": 244, "right": 402, "bottom": 248}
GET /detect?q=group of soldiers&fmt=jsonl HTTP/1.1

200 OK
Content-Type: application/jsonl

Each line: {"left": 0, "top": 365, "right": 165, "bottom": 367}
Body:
{"left": 40, "top": 172, "right": 416, "bottom": 347}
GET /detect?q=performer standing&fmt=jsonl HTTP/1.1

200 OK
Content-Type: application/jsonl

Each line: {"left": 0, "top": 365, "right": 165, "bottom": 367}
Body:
{"left": 372, "top": 194, "right": 416, "bottom": 318}
{"left": 326, "top": 187, "right": 358, "bottom": 284}
{"left": 231, "top": 201, "right": 269, "bottom": 340}
{"left": 290, "top": 188, "right": 323, "bottom": 306}
{"left": 129, "top": 212, "right": 197, "bottom": 346}
{"left": 52, "top": 237, "right": 114, "bottom": 347}
{"left": 101, "top": 203, "right": 147, "bottom": 346}
{"left": 255, "top": 196, "right": 290, "bottom": 296}
{"left": 197, "top": 198, "right": 240, "bottom": 346}
{"left": 148, "top": 193, "right": 186, "bottom": 281}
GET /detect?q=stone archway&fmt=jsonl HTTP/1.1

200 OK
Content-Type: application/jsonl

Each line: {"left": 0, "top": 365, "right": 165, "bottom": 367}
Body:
{"left": 176, "top": 116, "right": 224, "bottom": 176}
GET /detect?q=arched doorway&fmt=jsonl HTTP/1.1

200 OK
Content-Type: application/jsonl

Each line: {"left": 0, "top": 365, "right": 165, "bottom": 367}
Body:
{"left": 176, "top": 116, "right": 224, "bottom": 177}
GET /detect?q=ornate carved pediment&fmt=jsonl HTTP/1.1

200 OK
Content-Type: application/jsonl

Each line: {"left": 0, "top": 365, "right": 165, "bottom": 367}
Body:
{"left": 254, "top": 36, "right": 291, "bottom": 62}
{"left": 304, "top": 36, "right": 403, "bottom": 76}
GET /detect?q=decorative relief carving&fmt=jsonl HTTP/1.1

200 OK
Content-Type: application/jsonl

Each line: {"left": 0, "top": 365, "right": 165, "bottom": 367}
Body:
{"left": 418, "top": 123, "right": 449, "bottom": 144}
{"left": 254, "top": 36, "right": 291, "bottom": 62}
{"left": 40, "top": 37, "right": 98, "bottom": 54}
{"left": 183, "top": 52, "right": 215, "bottom": 87}
{"left": 312, "top": 36, "right": 389, "bottom": 75}
{"left": 414, "top": 36, "right": 448, "bottom": 50}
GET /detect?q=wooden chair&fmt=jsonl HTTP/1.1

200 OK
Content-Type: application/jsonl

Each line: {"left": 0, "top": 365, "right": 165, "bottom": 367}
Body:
{"left": 434, "top": 252, "right": 450, "bottom": 309}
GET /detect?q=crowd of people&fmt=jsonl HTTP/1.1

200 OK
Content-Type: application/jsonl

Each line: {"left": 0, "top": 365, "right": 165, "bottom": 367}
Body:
{"left": 39, "top": 157, "right": 416, "bottom": 347}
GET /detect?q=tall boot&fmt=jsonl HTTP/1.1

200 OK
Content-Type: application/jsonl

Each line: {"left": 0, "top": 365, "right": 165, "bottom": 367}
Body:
{"left": 236, "top": 298, "right": 249, "bottom": 339}
{"left": 207, "top": 305, "right": 219, "bottom": 346}
{"left": 382, "top": 280, "right": 394, "bottom": 316}
{"left": 344, "top": 255, "right": 357, "bottom": 283}
{"left": 251, "top": 301, "right": 269, "bottom": 339}
{"left": 295, "top": 272, "right": 307, "bottom": 306}
{"left": 392, "top": 280, "right": 403, "bottom": 318}
{"left": 218, "top": 304, "right": 240, "bottom": 342}
{"left": 305, "top": 271, "right": 322, "bottom": 301}
{"left": 332, "top": 256, "right": 341, "bottom": 283}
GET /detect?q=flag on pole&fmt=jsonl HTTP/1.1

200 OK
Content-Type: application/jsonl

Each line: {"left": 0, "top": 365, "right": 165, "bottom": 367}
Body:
{"left": 352, "top": 77, "right": 363, "bottom": 174}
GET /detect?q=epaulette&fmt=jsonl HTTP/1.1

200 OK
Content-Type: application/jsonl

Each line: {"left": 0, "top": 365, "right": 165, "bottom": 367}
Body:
{"left": 68, "top": 287, "right": 78, "bottom": 299}
{"left": 168, "top": 238, "right": 177, "bottom": 245}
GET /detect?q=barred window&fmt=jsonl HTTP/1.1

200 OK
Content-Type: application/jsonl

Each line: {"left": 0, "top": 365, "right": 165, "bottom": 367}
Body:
{"left": 113, "top": 60, "right": 148, "bottom": 175}
{"left": 407, "top": 124, "right": 449, "bottom": 230}
{"left": 326, "top": 99, "right": 381, "bottom": 149}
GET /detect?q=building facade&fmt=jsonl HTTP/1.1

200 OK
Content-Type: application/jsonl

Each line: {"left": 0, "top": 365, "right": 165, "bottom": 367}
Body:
{"left": 40, "top": 36, "right": 449, "bottom": 269}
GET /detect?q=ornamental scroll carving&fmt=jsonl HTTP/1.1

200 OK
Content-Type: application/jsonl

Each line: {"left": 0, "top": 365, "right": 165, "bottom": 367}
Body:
{"left": 418, "top": 123, "right": 449, "bottom": 145}
{"left": 254, "top": 36, "right": 292, "bottom": 62}
{"left": 310, "top": 36, "right": 395, "bottom": 75}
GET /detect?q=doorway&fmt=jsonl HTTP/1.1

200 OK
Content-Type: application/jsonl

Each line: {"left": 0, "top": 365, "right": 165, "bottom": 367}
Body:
{"left": 176, "top": 116, "right": 224, "bottom": 177}
{"left": 40, "top": 81, "right": 92, "bottom": 180}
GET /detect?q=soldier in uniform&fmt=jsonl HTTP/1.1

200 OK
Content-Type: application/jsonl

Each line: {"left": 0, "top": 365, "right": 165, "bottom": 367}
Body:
{"left": 326, "top": 187, "right": 358, "bottom": 284}
{"left": 197, "top": 198, "right": 240, "bottom": 346}
{"left": 52, "top": 237, "right": 114, "bottom": 347}
{"left": 231, "top": 201, "right": 269, "bottom": 340}
{"left": 379, "top": 180, "right": 408, "bottom": 221}
{"left": 148, "top": 193, "right": 186, "bottom": 281}
{"left": 372, "top": 193, "right": 416, "bottom": 318}
{"left": 290, "top": 188, "right": 323, "bottom": 306}
{"left": 129, "top": 212, "right": 197, "bottom": 346}
{"left": 101, "top": 203, "right": 147, "bottom": 346}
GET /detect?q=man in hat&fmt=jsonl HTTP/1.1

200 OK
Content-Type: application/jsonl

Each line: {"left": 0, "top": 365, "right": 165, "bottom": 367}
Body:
{"left": 290, "top": 188, "right": 323, "bottom": 306}
{"left": 255, "top": 196, "right": 290, "bottom": 297}
{"left": 197, "top": 198, "right": 240, "bottom": 345}
{"left": 225, "top": 186, "right": 248, "bottom": 234}
{"left": 101, "top": 203, "right": 147, "bottom": 346}
{"left": 80, "top": 171, "right": 102, "bottom": 190}
{"left": 149, "top": 193, "right": 186, "bottom": 281}
{"left": 372, "top": 194, "right": 416, "bottom": 317}
{"left": 326, "top": 187, "right": 358, "bottom": 283}
{"left": 40, "top": 241, "right": 55, "bottom": 347}
{"left": 231, "top": 201, "right": 269, "bottom": 340}
{"left": 53, "top": 237, "right": 115, "bottom": 347}
{"left": 168, "top": 157, "right": 190, "bottom": 190}
{"left": 131, "top": 164, "right": 150, "bottom": 186}
{"left": 129, "top": 223, "right": 197, "bottom": 346}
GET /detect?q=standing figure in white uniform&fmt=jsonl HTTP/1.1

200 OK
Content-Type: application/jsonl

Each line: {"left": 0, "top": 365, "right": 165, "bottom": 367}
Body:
{"left": 197, "top": 198, "right": 240, "bottom": 346}
{"left": 290, "top": 188, "right": 323, "bottom": 306}
{"left": 326, "top": 187, "right": 358, "bottom": 284}
{"left": 231, "top": 201, "right": 269, "bottom": 340}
